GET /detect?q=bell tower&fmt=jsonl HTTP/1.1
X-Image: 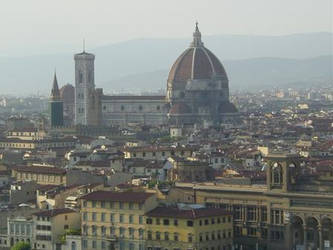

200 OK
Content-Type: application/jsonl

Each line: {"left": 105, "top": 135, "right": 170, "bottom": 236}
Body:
{"left": 49, "top": 72, "right": 64, "bottom": 127}
{"left": 74, "top": 43, "right": 95, "bottom": 126}
{"left": 264, "top": 153, "right": 300, "bottom": 192}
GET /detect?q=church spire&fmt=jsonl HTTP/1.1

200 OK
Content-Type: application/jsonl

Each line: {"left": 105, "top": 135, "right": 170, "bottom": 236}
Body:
{"left": 50, "top": 71, "right": 61, "bottom": 101}
{"left": 83, "top": 38, "right": 85, "bottom": 53}
{"left": 190, "top": 21, "right": 203, "bottom": 47}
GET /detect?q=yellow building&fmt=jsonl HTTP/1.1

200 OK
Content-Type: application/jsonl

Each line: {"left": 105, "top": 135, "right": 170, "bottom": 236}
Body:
{"left": 80, "top": 190, "right": 158, "bottom": 250}
{"left": 145, "top": 205, "right": 233, "bottom": 250}
{"left": 6, "top": 128, "right": 46, "bottom": 140}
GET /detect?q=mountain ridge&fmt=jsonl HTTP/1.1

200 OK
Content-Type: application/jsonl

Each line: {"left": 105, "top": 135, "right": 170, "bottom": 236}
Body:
{"left": 0, "top": 32, "right": 332, "bottom": 95}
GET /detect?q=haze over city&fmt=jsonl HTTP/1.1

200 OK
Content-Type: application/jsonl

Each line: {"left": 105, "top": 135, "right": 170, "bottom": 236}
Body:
{"left": 0, "top": 0, "right": 332, "bottom": 56}
{"left": 0, "top": 2, "right": 332, "bottom": 250}
{"left": 0, "top": 0, "right": 332, "bottom": 95}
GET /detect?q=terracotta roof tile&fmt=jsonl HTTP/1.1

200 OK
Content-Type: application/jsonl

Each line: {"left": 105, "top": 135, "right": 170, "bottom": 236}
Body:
{"left": 13, "top": 166, "right": 66, "bottom": 175}
{"left": 168, "top": 45, "right": 228, "bottom": 87}
{"left": 33, "top": 208, "right": 76, "bottom": 217}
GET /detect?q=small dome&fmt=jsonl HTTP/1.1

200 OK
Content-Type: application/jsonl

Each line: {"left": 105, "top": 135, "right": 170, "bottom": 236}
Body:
{"left": 169, "top": 103, "right": 192, "bottom": 114}
{"left": 60, "top": 84, "right": 75, "bottom": 104}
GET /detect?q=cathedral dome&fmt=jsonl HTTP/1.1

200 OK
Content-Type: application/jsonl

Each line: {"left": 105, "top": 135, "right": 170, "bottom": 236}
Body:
{"left": 167, "top": 23, "right": 228, "bottom": 86}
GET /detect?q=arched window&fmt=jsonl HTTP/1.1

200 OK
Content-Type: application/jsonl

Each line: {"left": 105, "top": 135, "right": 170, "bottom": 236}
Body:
{"left": 272, "top": 163, "right": 283, "bottom": 185}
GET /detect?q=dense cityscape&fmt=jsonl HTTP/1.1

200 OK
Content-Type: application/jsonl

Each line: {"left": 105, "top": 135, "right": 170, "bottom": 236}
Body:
{"left": 0, "top": 1, "right": 332, "bottom": 250}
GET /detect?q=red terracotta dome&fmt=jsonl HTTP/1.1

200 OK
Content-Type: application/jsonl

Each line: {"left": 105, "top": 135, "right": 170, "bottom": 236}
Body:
{"left": 168, "top": 23, "right": 228, "bottom": 85}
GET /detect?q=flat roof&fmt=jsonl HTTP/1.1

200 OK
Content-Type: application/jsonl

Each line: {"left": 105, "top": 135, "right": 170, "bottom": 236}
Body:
{"left": 146, "top": 206, "right": 231, "bottom": 219}
{"left": 80, "top": 190, "right": 154, "bottom": 203}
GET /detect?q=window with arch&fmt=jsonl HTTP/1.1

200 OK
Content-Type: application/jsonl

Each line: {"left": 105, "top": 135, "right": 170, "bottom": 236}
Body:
{"left": 289, "top": 162, "right": 297, "bottom": 183}
{"left": 272, "top": 162, "right": 283, "bottom": 185}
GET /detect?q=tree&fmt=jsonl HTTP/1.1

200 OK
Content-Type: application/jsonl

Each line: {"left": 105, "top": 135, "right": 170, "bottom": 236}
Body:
{"left": 11, "top": 242, "right": 31, "bottom": 250}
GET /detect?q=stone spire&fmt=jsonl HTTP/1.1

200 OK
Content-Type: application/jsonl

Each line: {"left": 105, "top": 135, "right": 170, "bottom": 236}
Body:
{"left": 50, "top": 72, "right": 61, "bottom": 101}
{"left": 190, "top": 21, "right": 204, "bottom": 47}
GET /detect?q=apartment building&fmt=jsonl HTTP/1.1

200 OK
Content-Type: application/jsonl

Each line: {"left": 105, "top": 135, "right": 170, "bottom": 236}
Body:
{"left": 80, "top": 191, "right": 158, "bottom": 250}
{"left": 32, "top": 208, "right": 80, "bottom": 250}
{"left": 145, "top": 205, "right": 233, "bottom": 250}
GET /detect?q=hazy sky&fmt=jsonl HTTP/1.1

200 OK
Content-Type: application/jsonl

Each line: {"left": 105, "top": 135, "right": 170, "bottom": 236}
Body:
{"left": 0, "top": 0, "right": 332, "bottom": 56}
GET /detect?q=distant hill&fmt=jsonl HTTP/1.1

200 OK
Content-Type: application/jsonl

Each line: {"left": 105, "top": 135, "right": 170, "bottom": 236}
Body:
{"left": 0, "top": 32, "right": 332, "bottom": 95}
{"left": 103, "top": 55, "right": 332, "bottom": 92}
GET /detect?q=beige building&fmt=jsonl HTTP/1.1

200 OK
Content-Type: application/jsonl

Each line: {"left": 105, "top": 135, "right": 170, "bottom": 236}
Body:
{"left": 0, "top": 137, "right": 76, "bottom": 150}
{"left": 36, "top": 183, "right": 105, "bottom": 210}
{"left": 12, "top": 166, "right": 106, "bottom": 187}
{"left": 167, "top": 156, "right": 214, "bottom": 182}
{"left": 123, "top": 146, "right": 195, "bottom": 160}
{"left": 32, "top": 208, "right": 80, "bottom": 250}
{"left": 12, "top": 166, "right": 67, "bottom": 186}
{"left": 7, "top": 216, "right": 34, "bottom": 248}
{"left": 80, "top": 190, "right": 158, "bottom": 250}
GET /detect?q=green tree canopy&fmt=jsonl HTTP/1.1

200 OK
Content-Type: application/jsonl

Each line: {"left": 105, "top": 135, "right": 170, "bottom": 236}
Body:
{"left": 11, "top": 242, "right": 31, "bottom": 250}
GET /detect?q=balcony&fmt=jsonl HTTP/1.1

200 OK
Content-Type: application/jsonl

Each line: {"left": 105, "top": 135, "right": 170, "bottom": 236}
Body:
{"left": 106, "top": 235, "right": 118, "bottom": 242}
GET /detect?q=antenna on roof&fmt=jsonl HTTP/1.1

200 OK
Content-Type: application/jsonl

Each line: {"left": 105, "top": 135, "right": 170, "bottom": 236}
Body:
{"left": 83, "top": 39, "right": 85, "bottom": 52}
